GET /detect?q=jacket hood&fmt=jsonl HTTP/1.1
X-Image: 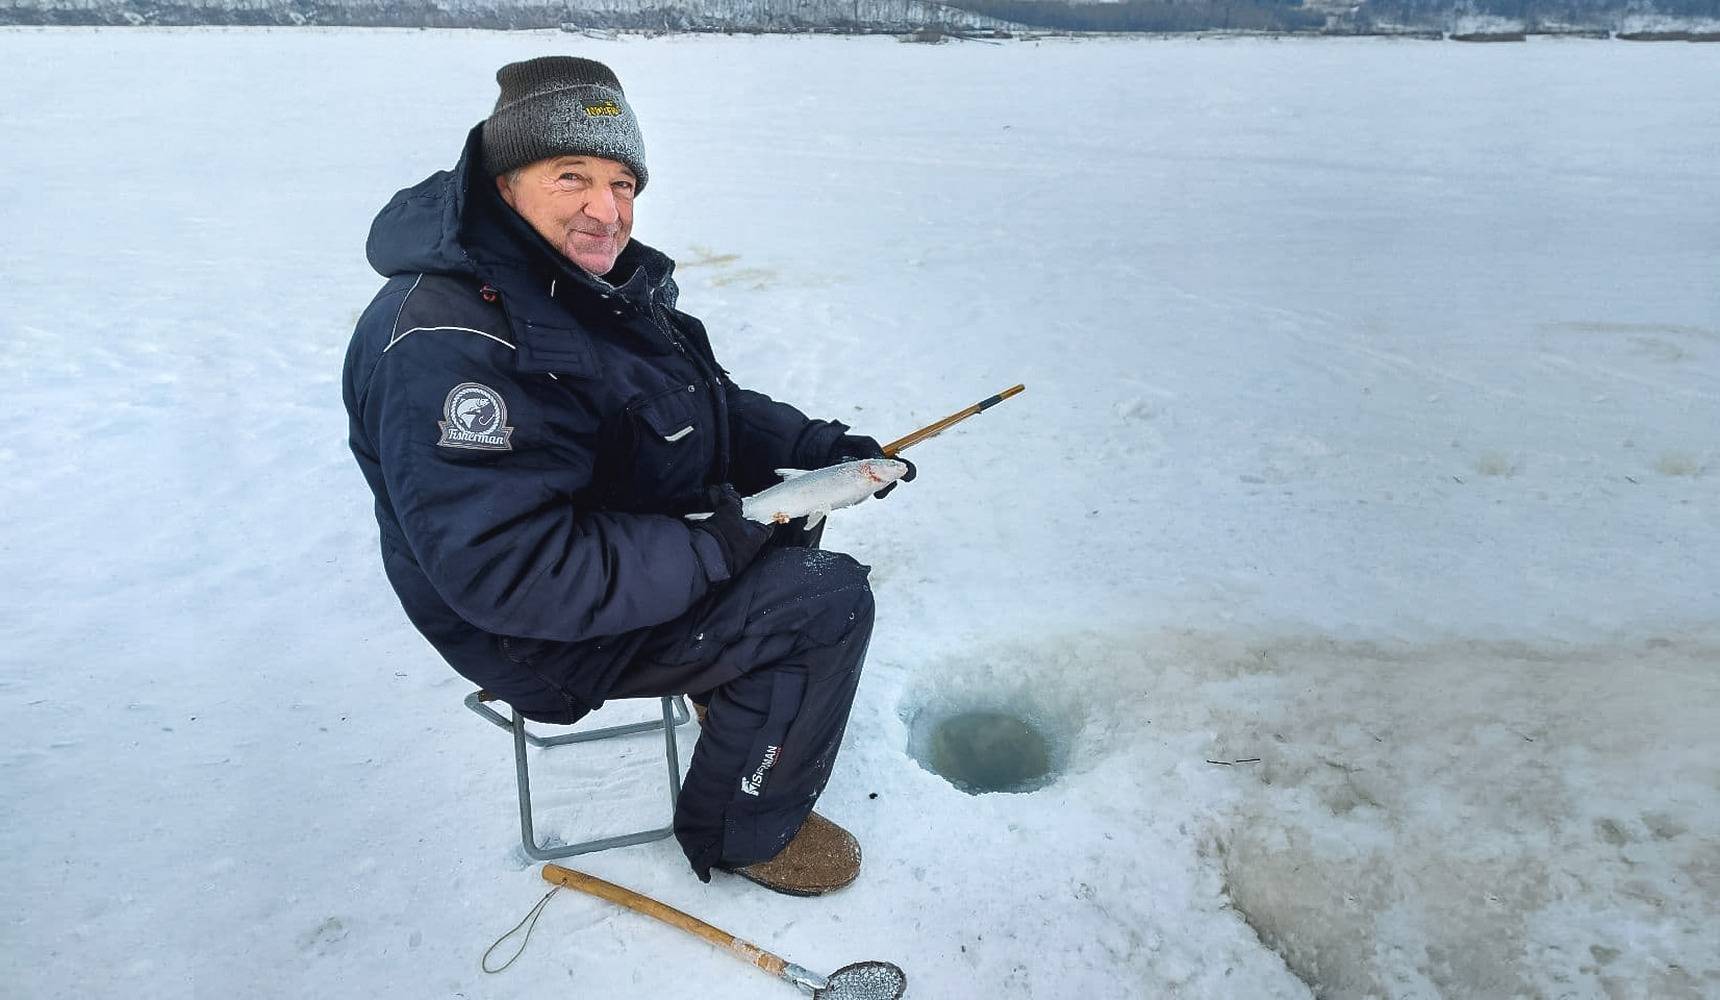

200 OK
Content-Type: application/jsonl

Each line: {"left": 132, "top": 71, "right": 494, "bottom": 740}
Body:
{"left": 365, "top": 124, "right": 676, "bottom": 305}
{"left": 365, "top": 125, "right": 483, "bottom": 279}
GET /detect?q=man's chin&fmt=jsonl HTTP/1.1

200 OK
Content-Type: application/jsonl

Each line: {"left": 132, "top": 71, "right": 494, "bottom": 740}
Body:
{"left": 564, "top": 240, "right": 622, "bottom": 277}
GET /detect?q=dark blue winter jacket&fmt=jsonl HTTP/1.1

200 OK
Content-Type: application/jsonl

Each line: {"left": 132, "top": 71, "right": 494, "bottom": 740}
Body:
{"left": 343, "top": 126, "right": 851, "bottom": 722}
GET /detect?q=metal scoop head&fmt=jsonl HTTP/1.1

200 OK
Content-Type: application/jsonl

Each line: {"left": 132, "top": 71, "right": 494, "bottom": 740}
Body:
{"left": 814, "top": 961, "right": 908, "bottom": 999}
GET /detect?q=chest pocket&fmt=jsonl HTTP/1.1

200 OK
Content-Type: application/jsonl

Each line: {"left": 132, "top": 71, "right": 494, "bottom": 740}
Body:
{"left": 518, "top": 321, "right": 600, "bottom": 378}
{"left": 619, "top": 383, "right": 714, "bottom": 512}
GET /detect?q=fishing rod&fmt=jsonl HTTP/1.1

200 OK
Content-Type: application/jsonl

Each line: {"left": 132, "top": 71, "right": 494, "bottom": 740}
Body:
{"left": 882, "top": 384, "right": 1025, "bottom": 457}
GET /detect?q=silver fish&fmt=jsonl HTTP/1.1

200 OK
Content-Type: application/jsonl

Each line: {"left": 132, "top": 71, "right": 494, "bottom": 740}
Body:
{"left": 688, "top": 459, "right": 909, "bottom": 531}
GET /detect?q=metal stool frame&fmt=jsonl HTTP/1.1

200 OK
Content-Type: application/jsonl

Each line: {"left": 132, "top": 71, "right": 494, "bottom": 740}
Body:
{"left": 464, "top": 691, "right": 692, "bottom": 860}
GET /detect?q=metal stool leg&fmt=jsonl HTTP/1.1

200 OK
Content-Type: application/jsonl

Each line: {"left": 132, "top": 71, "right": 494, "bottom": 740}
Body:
{"left": 662, "top": 694, "right": 683, "bottom": 805}
{"left": 464, "top": 693, "right": 691, "bottom": 861}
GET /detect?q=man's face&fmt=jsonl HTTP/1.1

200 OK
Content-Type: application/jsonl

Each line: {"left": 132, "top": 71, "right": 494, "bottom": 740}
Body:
{"left": 496, "top": 155, "right": 637, "bottom": 277}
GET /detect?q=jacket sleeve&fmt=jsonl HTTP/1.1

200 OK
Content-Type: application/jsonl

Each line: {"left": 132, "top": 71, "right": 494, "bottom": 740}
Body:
{"left": 725, "top": 385, "right": 850, "bottom": 493}
{"left": 361, "top": 332, "right": 731, "bottom": 642}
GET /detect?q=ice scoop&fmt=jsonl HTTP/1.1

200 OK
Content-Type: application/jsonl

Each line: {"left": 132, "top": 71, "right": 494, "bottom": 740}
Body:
{"left": 541, "top": 863, "right": 908, "bottom": 999}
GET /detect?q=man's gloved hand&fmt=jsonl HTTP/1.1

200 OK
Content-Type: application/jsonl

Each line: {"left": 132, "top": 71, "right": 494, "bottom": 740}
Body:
{"left": 690, "top": 483, "right": 773, "bottom": 579}
{"left": 828, "top": 433, "right": 916, "bottom": 499}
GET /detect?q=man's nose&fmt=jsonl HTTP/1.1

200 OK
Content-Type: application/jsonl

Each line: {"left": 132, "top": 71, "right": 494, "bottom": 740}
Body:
{"left": 583, "top": 187, "right": 620, "bottom": 226}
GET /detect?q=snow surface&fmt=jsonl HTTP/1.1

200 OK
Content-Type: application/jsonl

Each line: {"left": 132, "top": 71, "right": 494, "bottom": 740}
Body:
{"left": 3, "top": 28, "right": 1717, "bottom": 1000}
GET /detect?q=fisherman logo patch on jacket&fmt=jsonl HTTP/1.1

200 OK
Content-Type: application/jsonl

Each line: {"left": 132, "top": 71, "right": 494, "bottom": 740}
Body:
{"left": 437, "top": 382, "right": 514, "bottom": 451}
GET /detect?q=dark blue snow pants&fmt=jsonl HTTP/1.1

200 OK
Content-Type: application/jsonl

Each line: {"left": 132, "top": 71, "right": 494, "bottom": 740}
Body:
{"left": 606, "top": 537, "right": 875, "bottom": 881}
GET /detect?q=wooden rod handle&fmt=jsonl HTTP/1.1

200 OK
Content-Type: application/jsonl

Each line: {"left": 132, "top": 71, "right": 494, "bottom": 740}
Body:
{"left": 540, "top": 864, "right": 788, "bottom": 977}
{"left": 882, "top": 383, "right": 1025, "bottom": 457}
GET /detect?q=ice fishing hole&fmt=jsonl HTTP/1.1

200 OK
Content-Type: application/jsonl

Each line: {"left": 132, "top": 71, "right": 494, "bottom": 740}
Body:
{"left": 907, "top": 709, "right": 1057, "bottom": 795}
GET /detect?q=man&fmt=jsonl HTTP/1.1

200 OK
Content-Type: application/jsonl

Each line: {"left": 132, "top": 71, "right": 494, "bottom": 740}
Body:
{"left": 342, "top": 56, "right": 911, "bottom": 896}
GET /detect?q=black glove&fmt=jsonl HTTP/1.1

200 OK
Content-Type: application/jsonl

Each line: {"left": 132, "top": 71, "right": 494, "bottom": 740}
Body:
{"left": 829, "top": 433, "right": 916, "bottom": 499}
{"left": 689, "top": 483, "right": 773, "bottom": 578}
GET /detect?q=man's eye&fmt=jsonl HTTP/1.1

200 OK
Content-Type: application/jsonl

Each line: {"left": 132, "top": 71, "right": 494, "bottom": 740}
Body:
{"left": 558, "top": 173, "right": 583, "bottom": 184}
{"left": 614, "top": 181, "right": 635, "bottom": 194}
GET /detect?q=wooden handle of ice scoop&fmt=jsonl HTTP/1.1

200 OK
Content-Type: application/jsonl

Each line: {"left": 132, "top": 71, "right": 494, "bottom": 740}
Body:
{"left": 540, "top": 864, "right": 788, "bottom": 977}
{"left": 882, "top": 383, "right": 1025, "bottom": 456}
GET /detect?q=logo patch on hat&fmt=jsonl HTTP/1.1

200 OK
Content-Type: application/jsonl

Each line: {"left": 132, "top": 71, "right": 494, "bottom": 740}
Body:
{"left": 437, "top": 382, "right": 514, "bottom": 451}
{"left": 583, "top": 100, "right": 622, "bottom": 118}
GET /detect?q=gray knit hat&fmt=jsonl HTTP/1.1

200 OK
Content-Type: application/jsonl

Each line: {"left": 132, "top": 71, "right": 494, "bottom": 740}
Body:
{"left": 481, "top": 56, "right": 648, "bottom": 192}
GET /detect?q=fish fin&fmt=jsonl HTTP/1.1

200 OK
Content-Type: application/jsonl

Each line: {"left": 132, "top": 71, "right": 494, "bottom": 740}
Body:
{"left": 805, "top": 511, "right": 826, "bottom": 532}
{"left": 774, "top": 468, "right": 812, "bottom": 480}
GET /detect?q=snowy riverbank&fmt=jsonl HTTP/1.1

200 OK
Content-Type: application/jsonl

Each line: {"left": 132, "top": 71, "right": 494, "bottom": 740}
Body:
{"left": 5, "top": 1, "right": 1720, "bottom": 36}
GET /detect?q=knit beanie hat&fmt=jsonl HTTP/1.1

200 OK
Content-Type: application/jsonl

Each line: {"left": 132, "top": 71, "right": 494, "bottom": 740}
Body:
{"left": 481, "top": 56, "right": 648, "bottom": 192}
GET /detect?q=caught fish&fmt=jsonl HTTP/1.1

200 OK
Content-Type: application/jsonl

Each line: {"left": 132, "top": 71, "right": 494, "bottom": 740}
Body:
{"left": 688, "top": 459, "right": 909, "bottom": 531}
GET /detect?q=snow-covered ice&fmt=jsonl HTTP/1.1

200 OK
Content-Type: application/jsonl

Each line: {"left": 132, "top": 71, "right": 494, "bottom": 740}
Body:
{"left": 2, "top": 28, "right": 1716, "bottom": 1000}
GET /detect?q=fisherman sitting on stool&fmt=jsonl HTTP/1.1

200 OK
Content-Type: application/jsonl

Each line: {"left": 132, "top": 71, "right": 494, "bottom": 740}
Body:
{"left": 342, "top": 56, "right": 913, "bottom": 895}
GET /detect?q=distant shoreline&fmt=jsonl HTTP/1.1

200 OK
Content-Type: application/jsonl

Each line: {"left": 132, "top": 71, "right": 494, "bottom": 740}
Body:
{"left": 2, "top": 16, "right": 1717, "bottom": 40}
{"left": 3, "top": 0, "right": 1718, "bottom": 42}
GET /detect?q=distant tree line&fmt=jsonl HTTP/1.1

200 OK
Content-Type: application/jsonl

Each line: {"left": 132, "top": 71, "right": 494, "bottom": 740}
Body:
{"left": 951, "top": 0, "right": 1326, "bottom": 32}
{"left": 3, "top": 0, "right": 1716, "bottom": 30}
{"left": 1362, "top": 0, "right": 1720, "bottom": 22}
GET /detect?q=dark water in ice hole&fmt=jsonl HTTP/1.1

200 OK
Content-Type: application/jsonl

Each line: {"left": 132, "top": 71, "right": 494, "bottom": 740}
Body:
{"left": 914, "top": 710, "right": 1055, "bottom": 794}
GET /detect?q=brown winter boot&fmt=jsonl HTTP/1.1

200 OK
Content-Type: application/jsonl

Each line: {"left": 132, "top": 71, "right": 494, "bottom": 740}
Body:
{"left": 723, "top": 812, "right": 862, "bottom": 897}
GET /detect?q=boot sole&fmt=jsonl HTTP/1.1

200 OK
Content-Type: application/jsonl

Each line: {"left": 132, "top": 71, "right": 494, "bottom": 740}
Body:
{"left": 717, "top": 863, "right": 857, "bottom": 898}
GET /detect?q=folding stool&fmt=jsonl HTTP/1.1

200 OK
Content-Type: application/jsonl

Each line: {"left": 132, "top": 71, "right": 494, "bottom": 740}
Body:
{"left": 464, "top": 691, "right": 692, "bottom": 860}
